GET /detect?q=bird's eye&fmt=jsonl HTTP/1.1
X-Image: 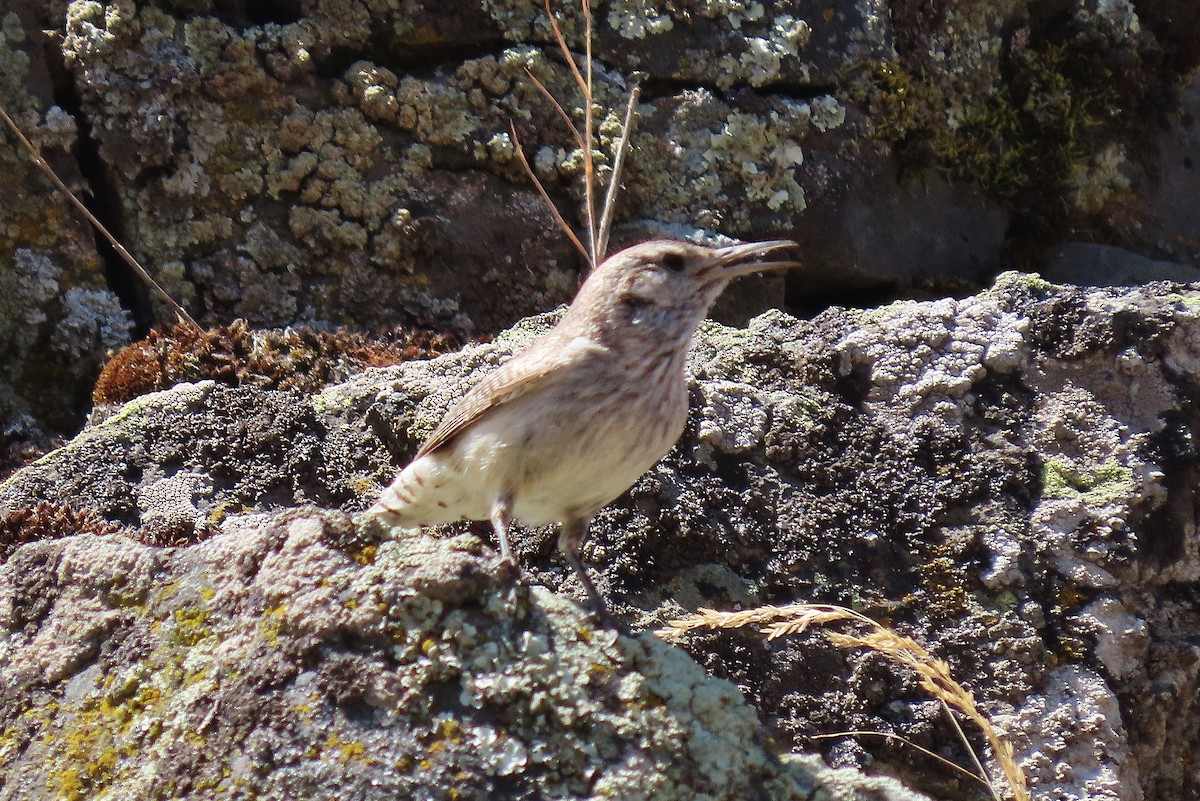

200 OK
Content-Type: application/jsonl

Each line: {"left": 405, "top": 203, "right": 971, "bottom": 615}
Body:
{"left": 660, "top": 253, "right": 686, "bottom": 272}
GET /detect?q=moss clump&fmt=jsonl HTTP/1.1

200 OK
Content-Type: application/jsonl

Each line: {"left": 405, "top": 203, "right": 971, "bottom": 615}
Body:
{"left": 93, "top": 320, "right": 462, "bottom": 406}
{"left": 0, "top": 503, "right": 121, "bottom": 561}
{"left": 932, "top": 43, "right": 1134, "bottom": 200}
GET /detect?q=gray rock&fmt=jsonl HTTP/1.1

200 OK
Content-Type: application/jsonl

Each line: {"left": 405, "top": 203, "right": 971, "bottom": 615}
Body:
{"left": 1045, "top": 242, "right": 1200, "bottom": 286}
{"left": 793, "top": 174, "right": 1010, "bottom": 299}
{"left": 0, "top": 10, "right": 126, "bottom": 470}
{"left": 0, "top": 507, "right": 927, "bottom": 801}
{"left": 1130, "top": 70, "right": 1200, "bottom": 266}
{"left": 4, "top": 0, "right": 1197, "bottom": 475}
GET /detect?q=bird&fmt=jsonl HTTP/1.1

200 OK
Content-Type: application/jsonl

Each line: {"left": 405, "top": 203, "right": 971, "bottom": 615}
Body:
{"left": 367, "top": 238, "right": 800, "bottom": 617}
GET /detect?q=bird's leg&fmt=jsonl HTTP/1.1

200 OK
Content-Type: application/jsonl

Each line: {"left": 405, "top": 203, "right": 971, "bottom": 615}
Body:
{"left": 490, "top": 493, "right": 517, "bottom": 568}
{"left": 558, "top": 517, "right": 611, "bottom": 623}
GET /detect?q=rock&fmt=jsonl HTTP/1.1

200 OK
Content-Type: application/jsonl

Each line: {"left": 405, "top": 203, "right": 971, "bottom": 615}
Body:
{"left": 792, "top": 174, "right": 1010, "bottom": 302}
{"left": 1045, "top": 242, "right": 1200, "bottom": 286}
{"left": 0, "top": 9, "right": 129, "bottom": 474}
{"left": 4, "top": 0, "right": 1199, "bottom": 477}
{"left": 3, "top": 274, "right": 1199, "bottom": 800}
{"left": 1129, "top": 68, "right": 1200, "bottom": 265}
{"left": 0, "top": 507, "right": 926, "bottom": 801}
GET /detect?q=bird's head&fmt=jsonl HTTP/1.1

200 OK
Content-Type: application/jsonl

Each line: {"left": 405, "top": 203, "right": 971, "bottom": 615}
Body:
{"left": 568, "top": 239, "right": 801, "bottom": 342}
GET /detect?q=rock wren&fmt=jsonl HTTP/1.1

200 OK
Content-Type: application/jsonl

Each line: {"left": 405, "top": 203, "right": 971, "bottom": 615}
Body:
{"left": 368, "top": 238, "right": 800, "bottom": 616}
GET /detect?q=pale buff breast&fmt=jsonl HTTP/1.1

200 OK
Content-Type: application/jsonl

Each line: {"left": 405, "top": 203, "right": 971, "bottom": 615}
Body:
{"left": 446, "top": 364, "right": 686, "bottom": 526}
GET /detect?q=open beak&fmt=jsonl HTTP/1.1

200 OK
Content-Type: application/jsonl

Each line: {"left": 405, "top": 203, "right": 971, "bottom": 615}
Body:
{"left": 701, "top": 240, "right": 801, "bottom": 289}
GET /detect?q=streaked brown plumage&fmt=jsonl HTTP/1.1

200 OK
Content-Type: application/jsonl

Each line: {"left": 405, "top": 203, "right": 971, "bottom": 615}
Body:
{"left": 368, "top": 238, "right": 800, "bottom": 616}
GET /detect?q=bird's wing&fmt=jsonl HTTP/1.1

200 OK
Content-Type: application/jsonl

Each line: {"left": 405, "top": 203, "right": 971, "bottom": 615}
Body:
{"left": 415, "top": 335, "right": 599, "bottom": 458}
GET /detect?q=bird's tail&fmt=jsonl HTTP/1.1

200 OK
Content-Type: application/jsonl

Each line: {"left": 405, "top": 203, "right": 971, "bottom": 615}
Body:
{"left": 363, "top": 468, "right": 422, "bottom": 529}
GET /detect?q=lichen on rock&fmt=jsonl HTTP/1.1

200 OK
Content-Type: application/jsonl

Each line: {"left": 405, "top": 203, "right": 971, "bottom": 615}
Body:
{"left": 0, "top": 509, "right": 825, "bottom": 800}
{"left": 5, "top": 274, "right": 1198, "bottom": 800}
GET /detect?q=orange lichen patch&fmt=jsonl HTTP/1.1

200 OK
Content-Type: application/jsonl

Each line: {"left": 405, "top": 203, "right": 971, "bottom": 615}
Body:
{"left": 94, "top": 320, "right": 462, "bottom": 406}
{"left": 0, "top": 503, "right": 121, "bottom": 561}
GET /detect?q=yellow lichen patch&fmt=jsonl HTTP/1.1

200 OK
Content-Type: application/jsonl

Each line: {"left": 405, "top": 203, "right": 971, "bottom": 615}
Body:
{"left": 259, "top": 602, "right": 287, "bottom": 645}
{"left": 585, "top": 661, "right": 618, "bottom": 684}
{"left": 911, "top": 555, "right": 972, "bottom": 623}
{"left": 0, "top": 724, "right": 19, "bottom": 766}
{"left": 437, "top": 718, "right": 464, "bottom": 745}
{"left": 46, "top": 677, "right": 165, "bottom": 801}
{"left": 1056, "top": 584, "right": 1091, "bottom": 612}
{"left": 353, "top": 543, "right": 378, "bottom": 565}
{"left": 170, "top": 606, "right": 213, "bottom": 647}
{"left": 325, "top": 731, "right": 367, "bottom": 764}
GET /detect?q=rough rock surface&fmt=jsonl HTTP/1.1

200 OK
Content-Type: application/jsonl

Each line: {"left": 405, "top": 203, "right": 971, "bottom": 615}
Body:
{"left": 0, "top": 507, "right": 933, "bottom": 801}
{"left": 0, "top": 9, "right": 130, "bottom": 473}
{"left": 3, "top": 0, "right": 1199, "bottom": 467}
{"left": 3, "top": 273, "right": 1199, "bottom": 800}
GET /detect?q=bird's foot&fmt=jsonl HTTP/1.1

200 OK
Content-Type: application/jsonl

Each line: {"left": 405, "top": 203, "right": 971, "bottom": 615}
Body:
{"left": 494, "top": 553, "right": 521, "bottom": 585}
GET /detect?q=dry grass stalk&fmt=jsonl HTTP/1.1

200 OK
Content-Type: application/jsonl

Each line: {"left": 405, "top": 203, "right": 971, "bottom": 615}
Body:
{"left": 510, "top": 118, "right": 590, "bottom": 262}
{"left": 660, "top": 602, "right": 1030, "bottom": 801}
{"left": 596, "top": 83, "right": 640, "bottom": 260}
{"left": 809, "top": 730, "right": 994, "bottom": 792}
{"left": 512, "top": 0, "right": 640, "bottom": 269}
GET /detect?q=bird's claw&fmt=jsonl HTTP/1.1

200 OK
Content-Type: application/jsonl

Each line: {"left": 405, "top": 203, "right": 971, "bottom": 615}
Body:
{"left": 495, "top": 553, "right": 521, "bottom": 584}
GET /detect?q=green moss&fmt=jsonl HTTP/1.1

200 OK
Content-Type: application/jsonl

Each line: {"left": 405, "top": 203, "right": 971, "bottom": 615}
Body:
{"left": 1010, "top": 272, "right": 1055, "bottom": 293}
{"left": 849, "top": 41, "right": 1129, "bottom": 200}
{"left": 942, "top": 44, "right": 1123, "bottom": 199}
{"left": 1170, "top": 292, "right": 1200, "bottom": 312}
{"left": 987, "top": 590, "right": 1020, "bottom": 614}
{"left": 845, "top": 59, "right": 935, "bottom": 143}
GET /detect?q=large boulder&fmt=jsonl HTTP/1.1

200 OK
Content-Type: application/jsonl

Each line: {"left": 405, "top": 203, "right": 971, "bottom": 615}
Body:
{"left": 5, "top": 508, "right": 911, "bottom": 800}
{"left": 3, "top": 272, "right": 1199, "bottom": 799}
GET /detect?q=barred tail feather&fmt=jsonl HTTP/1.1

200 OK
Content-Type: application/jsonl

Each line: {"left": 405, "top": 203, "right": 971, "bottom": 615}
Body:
{"left": 367, "top": 470, "right": 422, "bottom": 526}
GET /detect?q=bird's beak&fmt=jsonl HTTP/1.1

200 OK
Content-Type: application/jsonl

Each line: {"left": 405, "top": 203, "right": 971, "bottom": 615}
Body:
{"left": 702, "top": 240, "right": 801, "bottom": 288}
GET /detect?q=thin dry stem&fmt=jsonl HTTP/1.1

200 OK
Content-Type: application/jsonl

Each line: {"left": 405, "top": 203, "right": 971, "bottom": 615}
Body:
{"left": 596, "top": 83, "right": 639, "bottom": 261}
{"left": 523, "top": 67, "right": 587, "bottom": 153}
{"left": 509, "top": 120, "right": 590, "bottom": 263}
{"left": 811, "top": 731, "right": 994, "bottom": 791}
{"left": 582, "top": 0, "right": 596, "bottom": 265}
{"left": 541, "top": 0, "right": 596, "bottom": 265}
{"left": 0, "top": 104, "right": 200, "bottom": 331}
{"left": 521, "top": 1, "right": 638, "bottom": 269}
{"left": 941, "top": 699, "right": 993, "bottom": 793}
{"left": 659, "top": 603, "right": 1030, "bottom": 801}
{"left": 542, "top": 0, "right": 589, "bottom": 118}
